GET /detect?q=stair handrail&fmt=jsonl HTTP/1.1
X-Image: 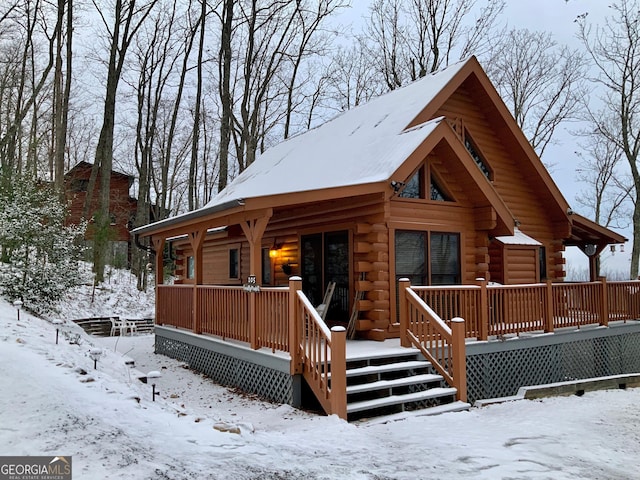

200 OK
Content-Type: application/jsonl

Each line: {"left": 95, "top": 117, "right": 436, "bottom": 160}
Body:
{"left": 399, "top": 278, "right": 467, "bottom": 402}
{"left": 288, "top": 277, "right": 347, "bottom": 419}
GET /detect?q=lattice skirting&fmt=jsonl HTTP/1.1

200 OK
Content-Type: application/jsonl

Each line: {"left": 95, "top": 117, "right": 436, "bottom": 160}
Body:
{"left": 155, "top": 329, "right": 298, "bottom": 406}
{"left": 466, "top": 327, "right": 640, "bottom": 404}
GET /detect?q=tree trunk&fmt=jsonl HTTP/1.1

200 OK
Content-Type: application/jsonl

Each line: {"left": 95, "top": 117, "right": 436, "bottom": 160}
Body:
{"left": 217, "top": 0, "right": 233, "bottom": 193}
{"left": 188, "top": 0, "right": 206, "bottom": 210}
{"left": 631, "top": 195, "right": 640, "bottom": 279}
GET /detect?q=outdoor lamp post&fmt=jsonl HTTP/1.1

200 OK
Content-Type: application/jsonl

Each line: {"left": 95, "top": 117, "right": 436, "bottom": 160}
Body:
{"left": 147, "top": 371, "right": 161, "bottom": 401}
{"left": 89, "top": 348, "right": 103, "bottom": 370}
{"left": 13, "top": 299, "right": 22, "bottom": 321}
{"left": 52, "top": 319, "right": 64, "bottom": 344}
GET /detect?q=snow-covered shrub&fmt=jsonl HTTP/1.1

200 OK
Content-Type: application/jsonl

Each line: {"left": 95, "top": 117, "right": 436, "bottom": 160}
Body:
{"left": 0, "top": 176, "right": 88, "bottom": 312}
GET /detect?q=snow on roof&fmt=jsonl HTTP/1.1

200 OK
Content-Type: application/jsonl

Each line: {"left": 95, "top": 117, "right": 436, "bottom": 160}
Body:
{"left": 206, "top": 59, "right": 470, "bottom": 209}
{"left": 495, "top": 228, "right": 542, "bottom": 246}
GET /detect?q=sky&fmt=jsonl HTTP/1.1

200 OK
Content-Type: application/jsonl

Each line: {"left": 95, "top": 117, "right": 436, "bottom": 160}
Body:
{"left": 340, "top": 0, "right": 632, "bottom": 277}
{"left": 503, "top": 0, "right": 632, "bottom": 275}
{"left": 1, "top": 273, "right": 640, "bottom": 479}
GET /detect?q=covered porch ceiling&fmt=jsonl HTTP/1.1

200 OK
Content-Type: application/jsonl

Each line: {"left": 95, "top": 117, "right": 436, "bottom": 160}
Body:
{"left": 565, "top": 213, "right": 627, "bottom": 251}
{"left": 565, "top": 213, "right": 628, "bottom": 281}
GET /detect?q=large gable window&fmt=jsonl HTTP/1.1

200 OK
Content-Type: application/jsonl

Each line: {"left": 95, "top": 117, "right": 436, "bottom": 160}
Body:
{"left": 399, "top": 168, "right": 424, "bottom": 199}
{"left": 464, "top": 129, "right": 493, "bottom": 180}
{"left": 398, "top": 165, "right": 452, "bottom": 202}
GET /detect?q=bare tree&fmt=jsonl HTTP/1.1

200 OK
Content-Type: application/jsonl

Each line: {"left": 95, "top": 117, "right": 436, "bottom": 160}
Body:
{"left": 52, "top": 0, "right": 73, "bottom": 194}
{"left": 577, "top": 1, "right": 640, "bottom": 278}
{"left": 365, "top": 0, "right": 406, "bottom": 90}
{"left": 487, "top": 28, "right": 589, "bottom": 158}
{"left": 362, "top": 0, "right": 504, "bottom": 91}
{"left": 575, "top": 128, "right": 633, "bottom": 277}
{"left": 325, "top": 41, "right": 385, "bottom": 112}
{"left": 282, "top": 0, "right": 346, "bottom": 140}
{"left": 188, "top": 0, "right": 207, "bottom": 210}
{"left": 86, "top": 0, "right": 158, "bottom": 283}
{"left": 575, "top": 132, "right": 631, "bottom": 232}
{"left": 0, "top": 0, "right": 63, "bottom": 184}
{"left": 217, "top": 0, "right": 234, "bottom": 192}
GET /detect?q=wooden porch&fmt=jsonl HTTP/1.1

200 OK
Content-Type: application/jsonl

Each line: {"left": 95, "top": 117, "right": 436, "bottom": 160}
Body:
{"left": 155, "top": 277, "right": 640, "bottom": 420}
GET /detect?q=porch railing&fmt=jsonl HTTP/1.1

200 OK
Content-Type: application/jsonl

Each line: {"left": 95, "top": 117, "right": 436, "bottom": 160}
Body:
{"left": 198, "top": 286, "right": 249, "bottom": 342}
{"left": 399, "top": 279, "right": 467, "bottom": 402}
{"left": 156, "top": 285, "right": 193, "bottom": 331}
{"left": 155, "top": 278, "right": 348, "bottom": 419}
{"left": 289, "top": 277, "right": 347, "bottom": 419}
{"left": 413, "top": 278, "right": 640, "bottom": 340}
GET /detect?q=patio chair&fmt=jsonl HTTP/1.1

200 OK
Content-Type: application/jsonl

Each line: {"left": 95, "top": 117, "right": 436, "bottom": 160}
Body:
{"left": 109, "top": 317, "right": 137, "bottom": 336}
{"left": 109, "top": 317, "right": 124, "bottom": 336}
{"left": 122, "top": 319, "right": 138, "bottom": 336}
{"left": 315, "top": 281, "right": 336, "bottom": 321}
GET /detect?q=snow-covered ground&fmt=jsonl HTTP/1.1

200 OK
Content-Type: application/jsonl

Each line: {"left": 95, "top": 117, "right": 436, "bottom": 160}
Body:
{"left": 1, "top": 278, "right": 639, "bottom": 479}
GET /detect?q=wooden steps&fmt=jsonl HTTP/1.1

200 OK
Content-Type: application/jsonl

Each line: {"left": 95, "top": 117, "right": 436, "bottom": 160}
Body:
{"left": 337, "top": 350, "right": 468, "bottom": 422}
{"left": 356, "top": 400, "right": 471, "bottom": 425}
{"left": 348, "top": 387, "right": 458, "bottom": 414}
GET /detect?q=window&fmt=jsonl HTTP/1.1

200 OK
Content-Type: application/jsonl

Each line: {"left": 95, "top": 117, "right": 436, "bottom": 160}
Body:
{"left": 399, "top": 168, "right": 424, "bottom": 199}
{"left": 464, "top": 130, "right": 492, "bottom": 180}
{"left": 399, "top": 165, "right": 452, "bottom": 202}
{"left": 301, "top": 231, "right": 350, "bottom": 321}
{"left": 261, "top": 247, "right": 272, "bottom": 285}
{"left": 229, "top": 248, "right": 239, "bottom": 279}
{"left": 395, "top": 230, "right": 460, "bottom": 286}
{"left": 70, "top": 179, "right": 88, "bottom": 192}
{"left": 430, "top": 176, "right": 449, "bottom": 201}
{"left": 539, "top": 246, "right": 547, "bottom": 281}
{"left": 186, "top": 256, "right": 194, "bottom": 279}
{"left": 430, "top": 233, "right": 460, "bottom": 285}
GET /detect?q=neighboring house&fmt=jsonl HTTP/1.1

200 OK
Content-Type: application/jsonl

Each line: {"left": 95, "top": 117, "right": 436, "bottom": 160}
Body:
{"left": 64, "top": 161, "right": 138, "bottom": 268}
{"left": 134, "top": 57, "right": 638, "bottom": 420}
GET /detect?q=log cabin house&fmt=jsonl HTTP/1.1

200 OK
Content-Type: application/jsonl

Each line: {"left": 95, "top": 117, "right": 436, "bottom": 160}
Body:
{"left": 65, "top": 161, "right": 139, "bottom": 267}
{"left": 134, "top": 56, "right": 640, "bottom": 421}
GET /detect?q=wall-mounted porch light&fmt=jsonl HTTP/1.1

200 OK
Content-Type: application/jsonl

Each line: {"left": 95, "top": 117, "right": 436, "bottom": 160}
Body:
{"left": 611, "top": 244, "right": 616, "bottom": 255}
{"left": 269, "top": 240, "right": 281, "bottom": 258}
{"left": 390, "top": 180, "right": 405, "bottom": 193}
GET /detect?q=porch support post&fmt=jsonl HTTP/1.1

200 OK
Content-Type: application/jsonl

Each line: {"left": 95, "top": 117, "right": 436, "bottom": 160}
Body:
{"left": 239, "top": 211, "right": 272, "bottom": 286}
{"left": 152, "top": 236, "right": 165, "bottom": 286}
{"left": 152, "top": 236, "right": 165, "bottom": 325}
{"left": 399, "top": 278, "right": 411, "bottom": 347}
{"left": 289, "top": 276, "right": 303, "bottom": 374}
{"left": 330, "top": 326, "right": 347, "bottom": 420}
{"left": 188, "top": 228, "right": 206, "bottom": 334}
{"left": 476, "top": 278, "right": 488, "bottom": 341}
{"left": 599, "top": 276, "right": 609, "bottom": 327}
{"left": 589, "top": 256, "right": 596, "bottom": 282}
{"left": 239, "top": 213, "right": 271, "bottom": 349}
{"left": 451, "top": 317, "right": 467, "bottom": 403}
{"left": 545, "top": 280, "right": 555, "bottom": 333}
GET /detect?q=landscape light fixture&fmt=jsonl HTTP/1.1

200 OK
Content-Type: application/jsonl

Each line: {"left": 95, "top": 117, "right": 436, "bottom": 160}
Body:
{"left": 89, "top": 348, "right": 103, "bottom": 370}
{"left": 147, "top": 371, "right": 162, "bottom": 401}
{"left": 13, "top": 299, "right": 22, "bottom": 321}
{"left": 52, "top": 319, "right": 64, "bottom": 344}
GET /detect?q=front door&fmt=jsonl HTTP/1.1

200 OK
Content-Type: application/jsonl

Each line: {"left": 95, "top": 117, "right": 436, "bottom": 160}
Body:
{"left": 301, "top": 230, "right": 350, "bottom": 322}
